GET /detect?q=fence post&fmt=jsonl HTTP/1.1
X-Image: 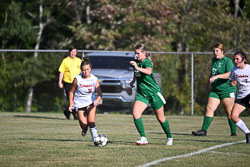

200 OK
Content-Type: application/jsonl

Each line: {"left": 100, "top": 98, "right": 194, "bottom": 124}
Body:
{"left": 191, "top": 53, "right": 194, "bottom": 115}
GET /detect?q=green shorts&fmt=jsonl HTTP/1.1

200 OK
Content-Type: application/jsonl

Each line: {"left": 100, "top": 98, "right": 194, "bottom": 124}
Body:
{"left": 136, "top": 92, "right": 166, "bottom": 110}
{"left": 209, "top": 90, "right": 236, "bottom": 100}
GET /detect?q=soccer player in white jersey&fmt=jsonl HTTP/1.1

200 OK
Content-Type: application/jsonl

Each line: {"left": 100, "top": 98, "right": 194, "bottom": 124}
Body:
{"left": 229, "top": 51, "right": 250, "bottom": 143}
{"left": 68, "top": 57, "right": 102, "bottom": 143}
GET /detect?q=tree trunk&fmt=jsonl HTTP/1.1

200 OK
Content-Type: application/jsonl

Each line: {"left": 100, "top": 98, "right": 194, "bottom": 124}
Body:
{"left": 86, "top": 0, "right": 91, "bottom": 24}
{"left": 26, "top": 87, "right": 33, "bottom": 113}
{"left": 233, "top": 0, "right": 240, "bottom": 48}
{"left": 25, "top": 0, "right": 44, "bottom": 112}
{"left": 234, "top": 0, "right": 239, "bottom": 19}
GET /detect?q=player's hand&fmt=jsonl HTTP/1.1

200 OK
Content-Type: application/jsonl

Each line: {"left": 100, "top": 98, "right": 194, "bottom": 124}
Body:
{"left": 130, "top": 81, "right": 135, "bottom": 88}
{"left": 68, "top": 106, "right": 73, "bottom": 112}
{"left": 130, "top": 61, "right": 138, "bottom": 69}
{"left": 209, "top": 76, "right": 217, "bottom": 83}
{"left": 58, "top": 82, "right": 63, "bottom": 89}
{"left": 230, "top": 81, "right": 237, "bottom": 86}
{"left": 93, "top": 101, "right": 98, "bottom": 107}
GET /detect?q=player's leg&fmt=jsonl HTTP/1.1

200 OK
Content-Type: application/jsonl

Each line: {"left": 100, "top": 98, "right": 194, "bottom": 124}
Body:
{"left": 87, "top": 105, "right": 98, "bottom": 141}
{"left": 77, "top": 108, "right": 88, "bottom": 137}
{"left": 133, "top": 97, "right": 148, "bottom": 145}
{"left": 232, "top": 103, "right": 250, "bottom": 143}
{"left": 192, "top": 95, "right": 220, "bottom": 136}
{"left": 221, "top": 95, "right": 237, "bottom": 136}
{"left": 155, "top": 106, "right": 173, "bottom": 145}
{"left": 63, "top": 84, "right": 71, "bottom": 119}
{"left": 64, "top": 83, "right": 77, "bottom": 120}
{"left": 153, "top": 92, "right": 173, "bottom": 145}
{"left": 232, "top": 103, "right": 249, "bottom": 132}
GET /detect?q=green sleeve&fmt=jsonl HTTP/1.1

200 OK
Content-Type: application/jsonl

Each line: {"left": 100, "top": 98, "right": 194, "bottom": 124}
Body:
{"left": 225, "top": 58, "right": 234, "bottom": 72}
{"left": 144, "top": 59, "right": 152, "bottom": 68}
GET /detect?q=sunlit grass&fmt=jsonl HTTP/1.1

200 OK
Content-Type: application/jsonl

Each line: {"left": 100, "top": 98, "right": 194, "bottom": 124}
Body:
{"left": 0, "top": 112, "right": 249, "bottom": 167}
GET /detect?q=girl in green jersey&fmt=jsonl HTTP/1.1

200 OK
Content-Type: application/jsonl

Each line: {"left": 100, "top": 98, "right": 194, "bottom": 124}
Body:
{"left": 130, "top": 43, "right": 173, "bottom": 146}
{"left": 192, "top": 43, "right": 237, "bottom": 136}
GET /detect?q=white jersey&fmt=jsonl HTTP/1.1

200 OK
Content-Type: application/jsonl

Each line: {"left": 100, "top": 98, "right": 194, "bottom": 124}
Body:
{"left": 73, "top": 73, "right": 98, "bottom": 108}
{"left": 229, "top": 64, "right": 250, "bottom": 99}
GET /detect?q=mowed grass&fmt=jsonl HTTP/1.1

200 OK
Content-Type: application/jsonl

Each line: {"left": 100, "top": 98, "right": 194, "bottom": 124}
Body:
{"left": 0, "top": 112, "right": 250, "bottom": 167}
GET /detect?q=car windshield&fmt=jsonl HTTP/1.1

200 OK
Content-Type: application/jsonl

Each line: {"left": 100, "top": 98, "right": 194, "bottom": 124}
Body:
{"left": 89, "top": 56, "right": 134, "bottom": 70}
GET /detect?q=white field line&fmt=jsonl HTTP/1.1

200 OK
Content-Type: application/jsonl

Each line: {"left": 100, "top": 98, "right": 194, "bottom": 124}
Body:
{"left": 138, "top": 140, "right": 245, "bottom": 167}
{"left": 209, "top": 151, "right": 248, "bottom": 156}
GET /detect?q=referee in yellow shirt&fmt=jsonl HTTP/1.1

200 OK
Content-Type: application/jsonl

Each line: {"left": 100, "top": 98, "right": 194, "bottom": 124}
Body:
{"left": 58, "top": 46, "right": 82, "bottom": 119}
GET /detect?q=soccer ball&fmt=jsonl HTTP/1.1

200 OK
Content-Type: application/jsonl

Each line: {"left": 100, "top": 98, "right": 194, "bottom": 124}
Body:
{"left": 94, "top": 134, "right": 108, "bottom": 147}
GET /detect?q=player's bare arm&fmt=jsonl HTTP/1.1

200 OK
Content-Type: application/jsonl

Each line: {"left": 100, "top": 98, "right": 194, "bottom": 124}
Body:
{"left": 68, "top": 78, "right": 77, "bottom": 112}
{"left": 210, "top": 72, "right": 231, "bottom": 83}
{"left": 94, "top": 81, "right": 102, "bottom": 107}
{"left": 130, "top": 61, "right": 152, "bottom": 75}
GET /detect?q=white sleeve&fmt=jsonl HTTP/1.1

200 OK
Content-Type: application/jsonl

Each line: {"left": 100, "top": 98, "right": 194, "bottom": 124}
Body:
{"left": 229, "top": 68, "right": 236, "bottom": 81}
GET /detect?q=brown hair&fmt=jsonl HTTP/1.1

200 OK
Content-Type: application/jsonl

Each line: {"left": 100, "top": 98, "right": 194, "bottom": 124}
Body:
{"left": 68, "top": 45, "right": 76, "bottom": 52}
{"left": 81, "top": 57, "right": 92, "bottom": 70}
{"left": 234, "top": 51, "right": 247, "bottom": 64}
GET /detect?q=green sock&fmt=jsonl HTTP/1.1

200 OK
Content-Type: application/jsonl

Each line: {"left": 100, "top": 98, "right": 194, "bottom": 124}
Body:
{"left": 134, "top": 118, "right": 146, "bottom": 137}
{"left": 228, "top": 119, "right": 236, "bottom": 134}
{"left": 201, "top": 116, "right": 213, "bottom": 131}
{"left": 160, "top": 120, "right": 172, "bottom": 138}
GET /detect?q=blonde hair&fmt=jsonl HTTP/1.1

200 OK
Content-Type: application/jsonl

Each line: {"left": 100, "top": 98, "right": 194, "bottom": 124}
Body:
{"left": 134, "top": 43, "right": 147, "bottom": 52}
{"left": 214, "top": 43, "right": 225, "bottom": 55}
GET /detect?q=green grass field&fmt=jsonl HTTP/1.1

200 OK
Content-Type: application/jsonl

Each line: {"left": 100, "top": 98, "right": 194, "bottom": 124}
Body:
{"left": 0, "top": 112, "right": 250, "bottom": 167}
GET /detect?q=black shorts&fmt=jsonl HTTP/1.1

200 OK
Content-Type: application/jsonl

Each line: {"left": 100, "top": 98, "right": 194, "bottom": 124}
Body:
{"left": 235, "top": 94, "right": 250, "bottom": 108}
{"left": 63, "top": 82, "right": 72, "bottom": 101}
{"left": 74, "top": 104, "right": 94, "bottom": 112}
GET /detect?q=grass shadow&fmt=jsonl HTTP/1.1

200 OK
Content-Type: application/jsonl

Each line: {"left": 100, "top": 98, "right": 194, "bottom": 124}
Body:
{"left": 21, "top": 137, "right": 87, "bottom": 142}
{"left": 14, "top": 115, "right": 66, "bottom": 120}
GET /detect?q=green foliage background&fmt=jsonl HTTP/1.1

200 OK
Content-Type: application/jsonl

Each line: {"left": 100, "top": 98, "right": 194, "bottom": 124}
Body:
{"left": 1, "top": 0, "right": 250, "bottom": 114}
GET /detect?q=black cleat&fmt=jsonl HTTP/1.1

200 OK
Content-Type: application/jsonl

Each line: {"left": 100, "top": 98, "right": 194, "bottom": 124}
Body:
{"left": 64, "top": 109, "right": 70, "bottom": 120}
{"left": 72, "top": 110, "right": 78, "bottom": 120}
{"left": 192, "top": 130, "right": 207, "bottom": 136}
{"left": 231, "top": 133, "right": 237, "bottom": 136}
{"left": 246, "top": 133, "right": 250, "bottom": 144}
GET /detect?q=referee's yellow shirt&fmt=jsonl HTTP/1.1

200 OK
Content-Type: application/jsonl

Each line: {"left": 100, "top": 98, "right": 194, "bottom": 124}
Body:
{"left": 58, "top": 56, "right": 82, "bottom": 83}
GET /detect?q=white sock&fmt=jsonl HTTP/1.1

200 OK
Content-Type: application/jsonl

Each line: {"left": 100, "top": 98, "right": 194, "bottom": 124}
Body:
{"left": 90, "top": 126, "right": 98, "bottom": 141}
{"left": 236, "top": 119, "right": 250, "bottom": 134}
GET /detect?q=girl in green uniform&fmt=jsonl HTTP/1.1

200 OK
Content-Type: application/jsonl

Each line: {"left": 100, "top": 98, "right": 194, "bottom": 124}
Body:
{"left": 192, "top": 43, "right": 237, "bottom": 136}
{"left": 130, "top": 43, "right": 173, "bottom": 145}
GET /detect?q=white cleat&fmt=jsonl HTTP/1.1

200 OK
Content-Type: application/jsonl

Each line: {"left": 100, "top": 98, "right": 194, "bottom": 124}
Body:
{"left": 166, "top": 138, "right": 173, "bottom": 146}
{"left": 136, "top": 136, "right": 148, "bottom": 145}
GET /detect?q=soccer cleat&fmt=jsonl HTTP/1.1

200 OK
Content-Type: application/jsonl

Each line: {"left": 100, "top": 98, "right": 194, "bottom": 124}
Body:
{"left": 192, "top": 130, "right": 207, "bottom": 136}
{"left": 231, "top": 133, "right": 237, "bottom": 136}
{"left": 246, "top": 133, "right": 250, "bottom": 144}
{"left": 63, "top": 109, "right": 70, "bottom": 120}
{"left": 136, "top": 136, "right": 148, "bottom": 145}
{"left": 166, "top": 138, "right": 173, "bottom": 146}
{"left": 81, "top": 130, "right": 87, "bottom": 137}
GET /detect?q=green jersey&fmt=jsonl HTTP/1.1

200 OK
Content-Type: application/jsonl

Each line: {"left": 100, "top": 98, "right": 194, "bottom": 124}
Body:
{"left": 210, "top": 56, "right": 236, "bottom": 93}
{"left": 135, "top": 58, "right": 161, "bottom": 96}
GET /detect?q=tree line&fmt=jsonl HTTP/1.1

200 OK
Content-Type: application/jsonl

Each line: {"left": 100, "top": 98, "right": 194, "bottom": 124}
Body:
{"left": 0, "top": 0, "right": 250, "bottom": 114}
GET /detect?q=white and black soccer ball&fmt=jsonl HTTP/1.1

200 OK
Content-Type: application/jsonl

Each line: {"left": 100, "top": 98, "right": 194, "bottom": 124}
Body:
{"left": 94, "top": 134, "right": 108, "bottom": 147}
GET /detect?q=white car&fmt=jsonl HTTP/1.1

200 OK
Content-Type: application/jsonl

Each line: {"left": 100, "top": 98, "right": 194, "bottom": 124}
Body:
{"left": 85, "top": 52, "right": 136, "bottom": 112}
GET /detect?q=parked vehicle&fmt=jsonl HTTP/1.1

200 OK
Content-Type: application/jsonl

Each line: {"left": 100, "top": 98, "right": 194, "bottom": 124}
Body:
{"left": 84, "top": 52, "right": 136, "bottom": 112}
{"left": 84, "top": 52, "right": 162, "bottom": 113}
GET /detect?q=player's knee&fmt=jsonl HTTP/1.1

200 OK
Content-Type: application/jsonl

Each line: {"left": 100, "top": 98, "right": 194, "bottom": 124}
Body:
{"left": 231, "top": 113, "right": 238, "bottom": 122}
{"left": 133, "top": 111, "right": 141, "bottom": 120}
{"left": 157, "top": 117, "right": 165, "bottom": 124}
